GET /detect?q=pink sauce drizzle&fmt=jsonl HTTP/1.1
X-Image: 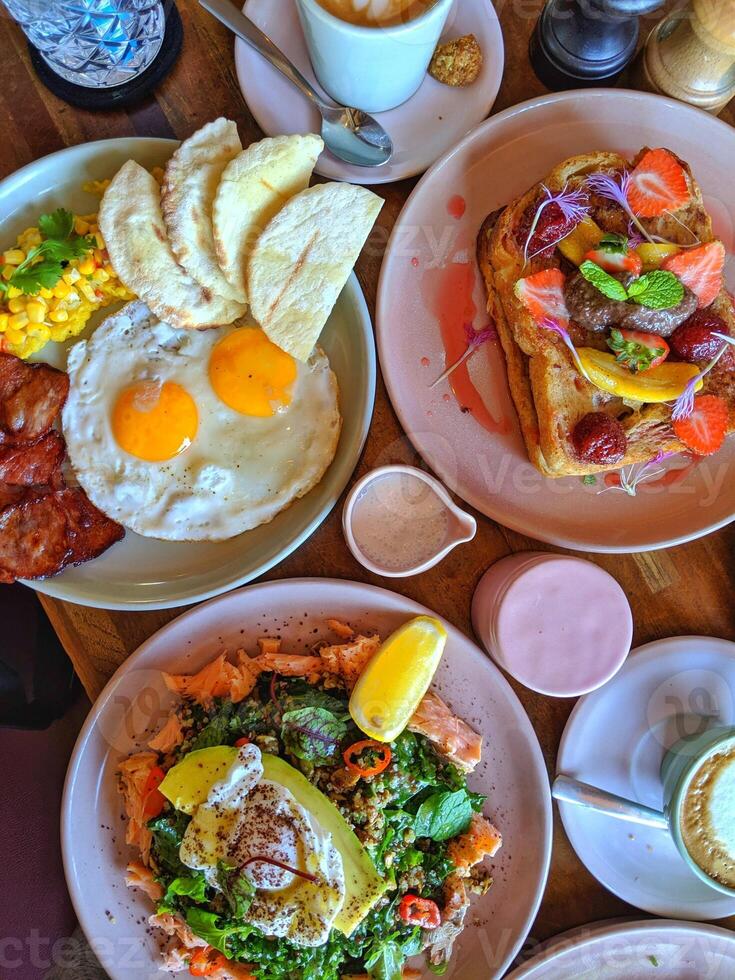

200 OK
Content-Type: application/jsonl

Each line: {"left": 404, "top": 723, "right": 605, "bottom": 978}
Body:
{"left": 420, "top": 356, "right": 430, "bottom": 367}
{"left": 424, "top": 261, "right": 508, "bottom": 435}
{"left": 447, "top": 195, "right": 466, "bottom": 220}
{"left": 411, "top": 256, "right": 420, "bottom": 267}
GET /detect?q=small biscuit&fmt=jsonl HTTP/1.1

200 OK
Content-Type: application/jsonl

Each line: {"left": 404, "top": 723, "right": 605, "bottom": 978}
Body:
{"left": 429, "top": 34, "right": 483, "bottom": 87}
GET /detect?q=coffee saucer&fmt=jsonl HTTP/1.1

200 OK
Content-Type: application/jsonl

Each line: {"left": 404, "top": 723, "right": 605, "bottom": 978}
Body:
{"left": 557, "top": 635, "right": 735, "bottom": 920}
{"left": 235, "top": 0, "right": 504, "bottom": 183}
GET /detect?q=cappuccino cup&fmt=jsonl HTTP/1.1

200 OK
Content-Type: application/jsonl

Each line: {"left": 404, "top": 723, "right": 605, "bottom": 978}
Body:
{"left": 294, "top": 0, "right": 454, "bottom": 113}
{"left": 662, "top": 726, "right": 735, "bottom": 896}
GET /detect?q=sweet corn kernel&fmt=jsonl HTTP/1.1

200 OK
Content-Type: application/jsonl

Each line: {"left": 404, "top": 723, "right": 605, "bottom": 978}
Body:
{"left": 8, "top": 312, "right": 29, "bottom": 329}
{"left": 0, "top": 314, "right": 8, "bottom": 332}
{"left": 8, "top": 297, "right": 25, "bottom": 314}
{"left": 94, "top": 231, "right": 105, "bottom": 249}
{"left": 1, "top": 266, "right": 13, "bottom": 281}
{"left": 27, "top": 323, "right": 51, "bottom": 342}
{"left": 49, "top": 325, "right": 69, "bottom": 342}
{"left": 53, "top": 280, "right": 72, "bottom": 299}
{"left": 49, "top": 308, "right": 69, "bottom": 323}
{"left": 92, "top": 267, "right": 110, "bottom": 283}
{"left": 2, "top": 249, "right": 25, "bottom": 266}
{"left": 26, "top": 300, "right": 46, "bottom": 323}
{"left": 78, "top": 281, "right": 97, "bottom": 303}
{"left": 78, "top": 256, "right": 96, "bottom": 276}
{"left": 39, "top": 287, "right": 54, "bottom": 300}
{"left": 74, "top": 218, "right": 90, "bottom": 235}
{"left": 5, "top": 327, "right": 25, "bottom": 346}
{"left": 63, "top": 267, "right": 81, "bottom": 285}
{"left": 6, "top": 286, "right": 21, "bottom": 299}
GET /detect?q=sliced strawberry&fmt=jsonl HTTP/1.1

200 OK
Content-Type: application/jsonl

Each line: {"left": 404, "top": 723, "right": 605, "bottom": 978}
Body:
{"left": 673, "top": 394, "right": 729, "bottom": 455}
{"left": 607, "top": 328, "right": 669, "bottom": 373}
{"left": 584, "top": 246, "right": 643, "bottom": 277}
{"left": 514, "top": 268, "right": 570, "bottom": 327}
{"left": 627, "top": 148, "right": 690, "bottom": 218}
{"left": 663, "top": 241, "right": 725, "bottom": 308}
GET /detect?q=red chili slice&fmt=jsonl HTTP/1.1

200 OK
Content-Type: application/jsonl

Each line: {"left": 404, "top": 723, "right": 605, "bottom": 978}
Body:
{"left": 399, "top": 894, "right": 442, "bottom": 929}
{"left": 142, "top": 765, "right": 166, "bottom": 820}
{"left": 343, "top": 739, "right": 392, "bottom": 777}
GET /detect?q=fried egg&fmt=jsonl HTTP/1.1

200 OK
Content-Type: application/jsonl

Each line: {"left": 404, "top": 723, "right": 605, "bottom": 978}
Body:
{"left": 180, "top": 744, "right": 346, "bottom": 947}
{"left": 62, "top": 301, "right": 341, "bottom": 541}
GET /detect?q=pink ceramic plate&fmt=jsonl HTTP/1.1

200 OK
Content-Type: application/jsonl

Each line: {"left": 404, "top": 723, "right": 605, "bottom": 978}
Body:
{"left": 376, "top": 90, "right": 735, "bottom": 552}
{"left": 62, "top": 579, "right": 551, "bottom": 980}
{"left": 234, "top": 0, "right": 504, "bottom": 183}
{"left": 507, "top": 918, "right": 735, "bottom": 978}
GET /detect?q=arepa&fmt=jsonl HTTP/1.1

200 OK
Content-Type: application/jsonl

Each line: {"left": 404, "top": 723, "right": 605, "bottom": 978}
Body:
{"left": 247, "top": 182, "right": 383, "bottom": 362}
{"left": 99, "top": 160, "right": 243, "bottom": 330}
{"left": 161, "top": 118, "right": 246, "bottom": 307}
{"left": 212, "top": 134, "right": 323, "bottom": 304}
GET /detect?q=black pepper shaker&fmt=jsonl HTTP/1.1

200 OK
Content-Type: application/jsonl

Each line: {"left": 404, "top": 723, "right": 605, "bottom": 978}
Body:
{"left": 530, "top": 0, "right": 664, "bottom": 90}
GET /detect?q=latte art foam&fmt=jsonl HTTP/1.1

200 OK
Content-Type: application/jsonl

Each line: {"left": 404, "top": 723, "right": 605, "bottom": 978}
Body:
{"left": 316, "top": 0, "right": 435, "bottom": 27}
{"left": 680, "top": 739, "right": 735, "bottom": 889}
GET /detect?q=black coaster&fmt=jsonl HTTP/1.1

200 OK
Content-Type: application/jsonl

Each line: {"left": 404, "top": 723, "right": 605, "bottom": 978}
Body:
{"left": 27, "top": 0, "right": 183, "bottom": 110}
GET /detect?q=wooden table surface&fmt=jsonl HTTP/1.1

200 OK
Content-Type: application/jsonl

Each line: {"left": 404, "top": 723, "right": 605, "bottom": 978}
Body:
{"left": 2, "top": 0, "right": 735, "bottom": 967}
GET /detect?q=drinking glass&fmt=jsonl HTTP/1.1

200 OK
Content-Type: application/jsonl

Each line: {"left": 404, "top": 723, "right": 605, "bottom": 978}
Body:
{"left": 2, "top": 0, "right": 166, "bottom": 88}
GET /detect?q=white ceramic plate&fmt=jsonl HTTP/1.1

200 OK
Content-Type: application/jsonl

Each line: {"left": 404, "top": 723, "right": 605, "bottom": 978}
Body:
{"left": 62, "top": 578, "right": 552, "bottom": 980}
{"left": 507, "top": 918, "right": 735, "bottom": 979}
{"left": 557, "top": 636, "right": 735, "bottom": 920}
{"left": 234, "top": 0, "right": 504, "bottom": 184}
{"left": 0, "top": 138, "right": 375, "bottom": 609}
{"left": 376, "top": 89, "right": 735, "bottom": 552}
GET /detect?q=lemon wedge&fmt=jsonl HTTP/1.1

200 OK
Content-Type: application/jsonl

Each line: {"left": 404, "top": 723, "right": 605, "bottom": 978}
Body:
{"left": 349, "top": 616, "right": 448, "bottom": 743}
{"left": 577, "top": 348, "right": 702, "bottom": 402}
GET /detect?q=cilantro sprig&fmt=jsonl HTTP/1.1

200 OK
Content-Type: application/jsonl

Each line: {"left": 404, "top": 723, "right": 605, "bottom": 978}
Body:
{"left": 579, "top": 260, "right": 685, "bottom": 310}
{"left": 0, "top": 208, "right": 95, "bottom": 296}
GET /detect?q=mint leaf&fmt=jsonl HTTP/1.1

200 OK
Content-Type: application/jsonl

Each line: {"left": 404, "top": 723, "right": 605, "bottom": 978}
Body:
{"left": 38, "top": 208, "right": 74, "bottom": 241}
{"left": 414, "top": 789, "right": 473, "bottom": 841}
{"left": 582, "top": 474, "right": 597, "bottom": 486}
{"left": 627, "top": 270, "right": 684, "bottom": 310}
{"left": 579, "top": 260, "right": 628, "bottom": 302}
{"left": 598, "top": 232, "right": 628, "bottom": 255}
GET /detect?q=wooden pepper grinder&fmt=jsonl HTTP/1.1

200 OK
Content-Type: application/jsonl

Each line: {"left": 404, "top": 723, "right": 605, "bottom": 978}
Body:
{"left": 640, "top": 0, "right": 735, "bottom": 112}
{"left": 530, "top": 0, "right": 664, "bottom": 89}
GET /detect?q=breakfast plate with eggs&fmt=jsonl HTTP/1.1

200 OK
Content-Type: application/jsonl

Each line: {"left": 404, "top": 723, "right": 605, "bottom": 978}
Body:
{"left": 61, "top": 578, "right": 552, "bottom": 980}
{"left": 0, "top": 130, "right": 379, "bottom": 607}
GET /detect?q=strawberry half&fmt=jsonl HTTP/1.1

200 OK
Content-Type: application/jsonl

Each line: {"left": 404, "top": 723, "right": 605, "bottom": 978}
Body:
{"left": 584, "top": 246, "right": 643, "bottom": 277}
{"left": 627, "top": 148, "right": 690, "bottom": 218}
{"left": 514, "top": 268, "right": 570, "bottom": 327}
{"left": 663, "top": 241, "right": 725, "bottom": 308}
{"left": 607, "top": 328, "right": 669, "bottom": 373}
{"left": 673, "top": 394, "right": 729, "bottom": 455}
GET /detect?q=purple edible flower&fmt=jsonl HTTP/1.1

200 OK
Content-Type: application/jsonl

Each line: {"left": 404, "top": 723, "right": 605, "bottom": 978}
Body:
{"left": 539, "top": 316, "right": 590, "bottom": 382}
{"left": 671, "top": 342, "right": 730, "bottom": 421}
{"left": 597, "top": 451, "right": 677, "bottom": 498}
{"left": 430, "top": 321, "right": 498, "bottom": 388}
{"left": 523, "top": 183, "right": 590, "bottom": 264}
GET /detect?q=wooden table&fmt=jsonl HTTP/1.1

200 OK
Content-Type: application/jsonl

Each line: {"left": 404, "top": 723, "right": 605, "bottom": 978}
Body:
{"left": 2, "top": 0, "right": 734, "bottom": 965}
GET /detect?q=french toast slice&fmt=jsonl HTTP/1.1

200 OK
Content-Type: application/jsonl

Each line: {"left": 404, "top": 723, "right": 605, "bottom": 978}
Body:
{"left": 477, "top": 149, "right": 735, "bottom": 477}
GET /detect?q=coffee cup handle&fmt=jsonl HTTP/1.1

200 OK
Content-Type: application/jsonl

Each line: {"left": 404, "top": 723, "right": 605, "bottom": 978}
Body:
{"left": 552, "top": 773, "right": 669, "bottom": 830}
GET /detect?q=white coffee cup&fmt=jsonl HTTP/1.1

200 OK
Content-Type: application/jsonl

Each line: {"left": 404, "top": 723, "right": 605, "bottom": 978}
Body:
{"left": 294, "top": 0, "right": 454, "bottom": 113}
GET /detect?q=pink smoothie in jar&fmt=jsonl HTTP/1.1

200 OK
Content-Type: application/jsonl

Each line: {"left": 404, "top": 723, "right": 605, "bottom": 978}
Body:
{"left": 471, "top": 552, "right": 633, "bottom": 697}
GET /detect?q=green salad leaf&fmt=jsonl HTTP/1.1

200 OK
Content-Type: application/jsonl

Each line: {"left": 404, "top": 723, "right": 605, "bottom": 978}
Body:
{"left": 148, "top": 811, "right": 191, "bottom": 877}
{"left": 414, "top": 789, "right": 474, "bottom": 842}
{"left": 188, "top": 700, "right": 234, "bottom": 752}
{"left": 185, "top": 908, "right": 253, "bottom": 956}
{"left": 216, "top": 860, "right": 256, "bottom": 918}
{"left": 281, "top": 706, "right": 348, "bottom": 764}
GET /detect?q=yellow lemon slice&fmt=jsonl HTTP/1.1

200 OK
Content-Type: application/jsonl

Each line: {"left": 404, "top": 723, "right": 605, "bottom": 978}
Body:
{"left": 577, "top": 348, "right": 702, "bottom": 402}
{"left": 349, "top": 615, "right": 448, "bottom": 743}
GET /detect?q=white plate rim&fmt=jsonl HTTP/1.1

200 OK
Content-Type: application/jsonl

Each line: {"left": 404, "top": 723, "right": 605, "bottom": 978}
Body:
{"left": 0, "top": 137, "right": 377, "bottom": 610}
{"left": 375, "top": 88, "right": 735, "bottom": 553}
{"left": 233, "top": 0, "right": 505, "bottom": 184}
{"left": 61, "top": 576, "right": 553, "bottom": 980}
{"left": 556, "top": 634, "right": 735, "bottom": 920}
{"left": 506, "top": 916, "right": 735, "bottom": 978}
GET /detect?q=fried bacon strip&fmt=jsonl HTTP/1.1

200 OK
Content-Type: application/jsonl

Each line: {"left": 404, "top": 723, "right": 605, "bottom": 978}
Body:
{"left": 0, "top": 353, "right": 69, "bottom": 445}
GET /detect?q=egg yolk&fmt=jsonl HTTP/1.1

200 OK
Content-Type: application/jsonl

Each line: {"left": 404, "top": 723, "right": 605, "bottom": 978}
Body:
{"left": 209, "top": 327, "right": 297, "bottom": 418}
{"left": 112, "top": 380, "right": 198, "bottom": 462}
